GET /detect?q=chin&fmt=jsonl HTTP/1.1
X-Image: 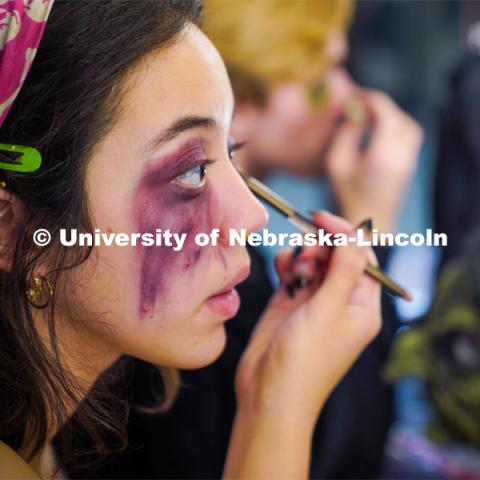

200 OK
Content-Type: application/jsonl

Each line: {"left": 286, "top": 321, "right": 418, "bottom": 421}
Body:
{"left": 174, "top": 325, "right": 227, "bottom": 370}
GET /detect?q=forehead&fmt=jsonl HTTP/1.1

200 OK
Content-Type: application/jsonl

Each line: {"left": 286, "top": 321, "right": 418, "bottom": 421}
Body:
{"left": 117, "top": 24, "right": 234, "bottom": 135}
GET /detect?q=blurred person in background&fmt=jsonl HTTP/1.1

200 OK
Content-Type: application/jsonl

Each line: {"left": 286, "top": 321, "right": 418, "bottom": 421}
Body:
{"left": 384, "top": 18, "right": 480, "bottom": 479}
{"left": 207, "top": 0, "right": 421, "bottom": 235}
{"left": 435, "top": 24, "right": 480, "bottom": 269}
{"left": 65, "top": 1, "right": 422, "bottom": 478}
{"left": 385, "top": 252, "right": 480, "bottom": 473}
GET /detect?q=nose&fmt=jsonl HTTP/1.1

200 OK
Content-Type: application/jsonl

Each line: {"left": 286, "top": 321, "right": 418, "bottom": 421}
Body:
{"left": 218, "top": 162, "right": 269, "bottom": 246}
{"left": 325, "top": 68, "right": 357, "bottom": 107}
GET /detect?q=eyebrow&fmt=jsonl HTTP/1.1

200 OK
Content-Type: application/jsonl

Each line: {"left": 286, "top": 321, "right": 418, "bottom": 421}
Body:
{"left": 144, "top": 116, "right": 217, "bottom": 155}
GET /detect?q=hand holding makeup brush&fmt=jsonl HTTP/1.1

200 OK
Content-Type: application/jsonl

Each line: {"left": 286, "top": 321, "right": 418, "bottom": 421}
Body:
{"left": 326, "top": 90, "right": 423, "bottom": 233}
{"left": 225, "top": 211, "right": 381, "bottom": 480}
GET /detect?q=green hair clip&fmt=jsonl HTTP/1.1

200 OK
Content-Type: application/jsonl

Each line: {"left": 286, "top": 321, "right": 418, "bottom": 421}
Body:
{"left": 0, "top": 143, "right": 42, "bottom": 173}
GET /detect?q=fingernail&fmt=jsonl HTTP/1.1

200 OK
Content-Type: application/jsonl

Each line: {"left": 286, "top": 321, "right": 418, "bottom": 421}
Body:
{"left": 293, "top": 261, "right": 310, "bottom": 278}
{"left": 294, "top": 276, "right": 308, "bottom": 289}
{"left": 286, "top": 283, "right": 295, "bottom": 298}
{"left": 357, "top": 218, "right": 373, "bottom": 232}
{"left": 344, "top": 98, "right": 367, "bottom": 123}
{"left": 292, "top": 246, "right": 303, "bottom": 258}
{"left": 358, "top": 127, "right": 373, "bottom": 153}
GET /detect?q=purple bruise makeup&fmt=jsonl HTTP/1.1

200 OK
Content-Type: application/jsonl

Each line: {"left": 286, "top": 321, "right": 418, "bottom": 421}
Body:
{"left": 133, "top": 138, "right": 218, "bottom": 316}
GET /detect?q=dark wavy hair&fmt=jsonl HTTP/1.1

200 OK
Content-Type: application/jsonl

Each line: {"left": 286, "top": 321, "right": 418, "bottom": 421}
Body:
{"left": 0, "top": 0, "right": 202, "bottom": 464}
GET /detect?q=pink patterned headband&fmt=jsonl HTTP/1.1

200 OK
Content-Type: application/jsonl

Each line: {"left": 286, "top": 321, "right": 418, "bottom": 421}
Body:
{"left": 0, "top": 0, "right": 53, "bottom": 129}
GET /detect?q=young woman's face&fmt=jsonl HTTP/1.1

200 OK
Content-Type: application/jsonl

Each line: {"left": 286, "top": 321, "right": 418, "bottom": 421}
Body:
{"left": 68, "top": 25, "right": 267, "bottom": 369}
{"left": 236, "top": 32, "right": 356, "bottom": 176}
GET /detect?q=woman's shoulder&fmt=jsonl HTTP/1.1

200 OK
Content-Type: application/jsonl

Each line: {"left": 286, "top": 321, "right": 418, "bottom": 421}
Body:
{"left": 0, "top": 441, "right": 40, "bottom": 479}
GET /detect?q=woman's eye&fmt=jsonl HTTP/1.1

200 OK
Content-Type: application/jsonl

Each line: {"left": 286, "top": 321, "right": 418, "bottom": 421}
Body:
{"left": 228, "top": 141, "right": 247, "bottom": 160}
{"left": 173, "top": 162, "right": 209, "bottom": 188}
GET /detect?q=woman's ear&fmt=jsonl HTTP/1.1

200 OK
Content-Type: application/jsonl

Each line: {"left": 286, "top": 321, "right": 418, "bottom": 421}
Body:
{"left": 0, "top": 185, "right": 24, "bottom": 272}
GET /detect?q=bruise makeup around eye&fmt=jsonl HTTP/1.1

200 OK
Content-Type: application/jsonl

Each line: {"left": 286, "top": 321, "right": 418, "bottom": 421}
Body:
{"left": 143, "top": 139, "right": 208, "bottom": 189}
{"left": 133, "top": 138, "right": 218, "bottom": 316}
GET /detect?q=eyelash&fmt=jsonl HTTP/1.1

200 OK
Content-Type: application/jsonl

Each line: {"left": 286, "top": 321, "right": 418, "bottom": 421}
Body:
{"left": 228, "top": 142, "right": 247, "bottom": 160}
{"left": 172, "top": 142, "right": 247, "bottom": 189}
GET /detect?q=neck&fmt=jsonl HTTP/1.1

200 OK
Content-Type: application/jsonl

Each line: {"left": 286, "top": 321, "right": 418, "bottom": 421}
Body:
{"left": 26, "top": 309, "right": 121, "bottom": 475}
{"left": 29, "top": 444, "right": 59, "bottom": 479}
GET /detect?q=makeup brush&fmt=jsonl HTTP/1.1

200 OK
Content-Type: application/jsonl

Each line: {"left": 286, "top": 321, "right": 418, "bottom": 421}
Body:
{"left": 238, "top": 170, "right": 412, "bottom": 301}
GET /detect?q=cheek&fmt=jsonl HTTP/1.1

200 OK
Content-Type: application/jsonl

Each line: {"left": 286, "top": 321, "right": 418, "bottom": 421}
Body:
{"left": 273, "top": 86, "right": 309, "bottom": 118}
{"left": 132, "top": 185, "right": 218, "bottom": 316}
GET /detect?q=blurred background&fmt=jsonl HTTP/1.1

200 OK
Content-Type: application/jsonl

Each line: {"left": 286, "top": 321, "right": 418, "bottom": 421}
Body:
{"left": 261, "top": 1, "right": 480, "bottom": 478}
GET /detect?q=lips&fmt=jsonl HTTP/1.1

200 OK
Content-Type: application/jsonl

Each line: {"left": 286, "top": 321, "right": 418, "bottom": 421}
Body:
{"left": 206, "top": 264, "right": 250, "bottom": 318}
{"left": 215, "top": 264, "right": 251, "bottom": 296}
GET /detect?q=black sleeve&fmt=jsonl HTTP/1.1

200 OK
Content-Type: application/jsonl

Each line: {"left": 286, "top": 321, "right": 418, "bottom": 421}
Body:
{"left": 309, "top": 246, "right": 398, "bottom": 479}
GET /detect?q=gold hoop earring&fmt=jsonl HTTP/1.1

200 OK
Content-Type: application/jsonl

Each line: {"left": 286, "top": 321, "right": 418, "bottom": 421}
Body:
{"left": 26, "top": 275, "right": 53, "bottom": 309}
{"left": 0, "top": 180, "right": 6, "bottom": 189}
